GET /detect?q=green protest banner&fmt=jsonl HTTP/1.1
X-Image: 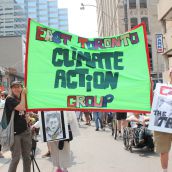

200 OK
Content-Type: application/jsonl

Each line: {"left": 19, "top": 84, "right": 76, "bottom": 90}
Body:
{"left": 25, "top": 19, "right": 152, "bottom": 112}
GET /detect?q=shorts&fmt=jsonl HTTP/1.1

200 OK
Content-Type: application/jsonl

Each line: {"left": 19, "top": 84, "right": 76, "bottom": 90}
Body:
{"left": 154, "top": 131, "right": 172, "bottom": 153}
{"left": 116, "top": 112, "right": 127, "bottom": 120}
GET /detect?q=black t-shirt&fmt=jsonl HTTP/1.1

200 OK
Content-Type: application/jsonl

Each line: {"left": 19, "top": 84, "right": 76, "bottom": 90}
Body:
{"left": 5, "top": 96, "right": 28, "bottom": 135}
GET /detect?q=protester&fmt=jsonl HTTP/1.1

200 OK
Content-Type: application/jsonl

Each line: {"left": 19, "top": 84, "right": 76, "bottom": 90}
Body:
{"left": 0, "top": 91, "right": 8, "bottom": 107}
{"left": 126, "top": 113, "right": 149, "bottom": 128}
{"left": 93, "top": 111, "right": 103, "bottom": 131}
{"left": 75, "top": 111, "right": 81, "bottom": 126}
{"left": 83, "top": 111, "right": 91, "bottom": 125}
{"left": 48, "top": 111, "right": 80, "bottom": 172}
{"left": 126, "top": 113, "right": 150, "bottom": 142}
{"left": 0, "top": 91, "right": 8, "bottom": 158}
{"left": 30, "top": 115, "right": 51, "bottom": 158}
{"left": 101, "top": 112, "right": 107, "bottom": 130}
{"left": 154, "top": 69, "right": 172, "bottom": 172}
{"left": 4, "top": 81, "right": 32, "bottom": 172}
{"left": 116, "top": 112, "right": 127, "bottom": 136}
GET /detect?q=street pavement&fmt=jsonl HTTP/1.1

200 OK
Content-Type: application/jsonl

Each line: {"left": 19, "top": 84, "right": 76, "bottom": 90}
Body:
{"left": 0, "top": 121, "right": 172, "bottom": 172}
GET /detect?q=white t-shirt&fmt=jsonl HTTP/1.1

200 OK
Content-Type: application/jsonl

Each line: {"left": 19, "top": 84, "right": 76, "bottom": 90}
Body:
{"left": 129, "top": 115, "right": 144, "bottom": 128}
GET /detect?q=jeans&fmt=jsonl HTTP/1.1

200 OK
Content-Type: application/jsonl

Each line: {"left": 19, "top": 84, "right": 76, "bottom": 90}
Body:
{"left": 8, "top": 129, "right": 32, "bottom": 172}
{"left": 94, "top": 113, "right": 103, "bottom": 129}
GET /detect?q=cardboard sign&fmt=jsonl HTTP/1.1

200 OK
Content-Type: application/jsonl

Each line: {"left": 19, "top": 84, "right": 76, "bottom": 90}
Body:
{"left": 149, "top": 83, "right": 172, "bottom": 133}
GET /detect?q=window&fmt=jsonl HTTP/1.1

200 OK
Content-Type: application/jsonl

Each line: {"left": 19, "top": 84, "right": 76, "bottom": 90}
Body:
{"left": 29, "top": 13, "right": 37, "bottom": 19}
{"left": 129, "top": 0, "right": 136, "bottom": 9}
{"left": 5, "top": 13, "right": 13, "bottom": 15}
{"left": 39, "top": 4, "right": 47, "bottom": 9}
{"left": 49, "top": 13, "right": 58, "bottom": 18}
{"left": 58, "top": 15, "right": 68, "bottom": 20}
{"left": 39, "top": 10, "right": 48, "bottom": 15}
{"left": 16, "top": 0, "right": 24, "bottom": 3}
{"left": 130, "top": 18, "right": 138, "bottom": 28}
{"left": 59, "top": 20, "right": 68, "bottom": 25}
{"left": 148, "top": 44, "right": 153, "bottom": 71}
{"left": 5, "top": 8, "right": 13, "bottom": 10}
{"left": 140, "top": 0, "right": 147, "bottom": 8}
{"left": 39, "top": 16, "right": 47, "bottom": 21}
{"left": 28, "top": 8, "right": 36, "bottom": 13}
{"left": 49, "top": 18, "right": 58, "bottom": 22}
{"left": 28, "top": 2, "right": 36, "bottom": 6}
{"left": 48, "top": 1, "right": 56, "bottom": 6}
{"left": 141, "top": 17, "right": 149, "bottom": 33}
{"left": 5, "top": 26, "right": 13, "bottom": 28}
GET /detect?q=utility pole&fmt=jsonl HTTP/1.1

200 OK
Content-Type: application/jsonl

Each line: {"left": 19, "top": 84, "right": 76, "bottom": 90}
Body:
{"left": 124, "top": 0, "right": 128, "bottom": 32}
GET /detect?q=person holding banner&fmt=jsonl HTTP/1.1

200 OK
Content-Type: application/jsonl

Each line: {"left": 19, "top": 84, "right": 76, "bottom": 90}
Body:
{"left": 4, "top": 81, "right": 32, "bottom": 172}
{"left": 48, "top": 111, "right": 80, "bottom": 172}
{"left": 153, "top": 69, "right": 172, "bottom": 172}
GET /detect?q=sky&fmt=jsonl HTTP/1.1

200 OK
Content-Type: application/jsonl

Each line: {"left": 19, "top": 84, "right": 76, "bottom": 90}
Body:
{"left": 58, "top": 0, "right": 98, "bottom": 38}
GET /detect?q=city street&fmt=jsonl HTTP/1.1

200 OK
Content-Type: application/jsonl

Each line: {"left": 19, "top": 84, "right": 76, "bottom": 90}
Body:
{"left": 0, "top": 0, "right": 172, "bottom": 172}
{"left": 1, "top": 121, "right": 172, "bottom": 172}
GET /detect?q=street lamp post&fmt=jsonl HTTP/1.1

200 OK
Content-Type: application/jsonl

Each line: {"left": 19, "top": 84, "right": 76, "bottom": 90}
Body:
{"left": 80, "top": 1, "right": 128, "bottom": 36}
{"left": 123, "top": 0, "right": 128, "bottom": 32}
{"left": 80, "top": 3, "right": 114, "bottom": 36}
{"left": 80, "top": 3, "right": 114, "bottom": 20}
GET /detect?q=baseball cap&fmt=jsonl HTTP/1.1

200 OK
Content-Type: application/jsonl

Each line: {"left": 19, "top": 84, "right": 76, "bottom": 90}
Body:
{"left": 10, "top": 81, "right": 23, "bottom": 88}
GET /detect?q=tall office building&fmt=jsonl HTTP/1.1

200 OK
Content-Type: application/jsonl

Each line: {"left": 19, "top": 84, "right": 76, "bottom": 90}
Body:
{"left": 0, "top": 0, "right": 26, "bottom": 36}
{"left": 0, "top": 0, "right": 68, "bottom": 37}
{"left": 58, "top": 8, "right": 68, "bottom": 32}
{"left": 96, "top": 0, "right": 164, "bottom": 82}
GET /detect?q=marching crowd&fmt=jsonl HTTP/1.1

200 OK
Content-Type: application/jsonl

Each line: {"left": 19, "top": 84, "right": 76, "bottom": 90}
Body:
{"left": 1, "top": 69, "right": 172, "bottom": 172}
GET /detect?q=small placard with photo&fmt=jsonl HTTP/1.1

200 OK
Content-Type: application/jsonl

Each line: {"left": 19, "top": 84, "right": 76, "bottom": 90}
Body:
{"left": 40, "top": 111, "right": 69, "bottom": 142}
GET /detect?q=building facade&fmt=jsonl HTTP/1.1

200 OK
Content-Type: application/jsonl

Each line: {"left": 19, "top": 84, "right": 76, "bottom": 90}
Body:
{"left": 157, "top": 0, "right": 172, "bottom": 82}
{"left": 96, "top": 0, "right": 164, "bottom": 83}
{"left": 0, "top": 0, "right": 68, "bottom": 90}
{"left": 0, "top": 36, "right": 24, "bottom": 91}
{"left": 0, "top": 0, "right": 68, "bottom": 37}
{"left": 0, "top": 0, "right": 26, "bottom": 36}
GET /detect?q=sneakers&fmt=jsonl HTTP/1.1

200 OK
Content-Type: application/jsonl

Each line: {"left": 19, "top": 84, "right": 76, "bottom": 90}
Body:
{"left": 55, "top": 168, "right": 68, "bottom": 172}
{"left": 42, "top": 151, "right": 50, "bottom": 158}
{"left": 85, "top": 123, "right": 91, "bottom": 125}
{"left": 56, "top": 168, "right": 63, "bottom": 172}
{"left": 95, "top": 128, "right": 99, "bottom": 131}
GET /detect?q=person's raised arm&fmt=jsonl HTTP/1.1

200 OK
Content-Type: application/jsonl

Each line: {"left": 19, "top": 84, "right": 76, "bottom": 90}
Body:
{"left": 14, "top": 88, "right": 26, "bottom": 111}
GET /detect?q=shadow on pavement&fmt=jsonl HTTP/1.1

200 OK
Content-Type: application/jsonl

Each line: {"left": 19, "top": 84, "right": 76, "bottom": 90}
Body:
{"left": 127, "top": 147, "right": 159, "bottom": 158}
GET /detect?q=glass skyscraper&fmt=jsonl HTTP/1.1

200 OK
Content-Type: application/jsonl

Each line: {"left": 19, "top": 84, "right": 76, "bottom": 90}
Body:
{"left": 0, "top": 0, "right": 68, "bottom": 36}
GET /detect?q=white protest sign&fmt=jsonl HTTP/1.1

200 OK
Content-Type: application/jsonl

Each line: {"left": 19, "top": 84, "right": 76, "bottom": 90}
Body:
{"left": 149, "top": 83, "right": 172, "bottom": 133}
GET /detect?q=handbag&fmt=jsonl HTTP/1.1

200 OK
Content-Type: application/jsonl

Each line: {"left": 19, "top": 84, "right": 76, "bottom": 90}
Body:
{"left": 58, "top": 124, "right": 73, "bottom": 150}
{"left": 0, "top": 108, "right": 15, "bottom": 152}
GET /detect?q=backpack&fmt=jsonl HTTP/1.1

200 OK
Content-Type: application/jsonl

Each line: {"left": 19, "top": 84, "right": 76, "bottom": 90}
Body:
{"left": 0, "top": 102, "right": 15, "bottom": 152}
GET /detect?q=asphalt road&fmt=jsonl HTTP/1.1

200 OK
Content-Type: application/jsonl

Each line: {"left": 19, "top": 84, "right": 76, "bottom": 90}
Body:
{"left": 0, "top": 121, "right": 172, "bottom": 172}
